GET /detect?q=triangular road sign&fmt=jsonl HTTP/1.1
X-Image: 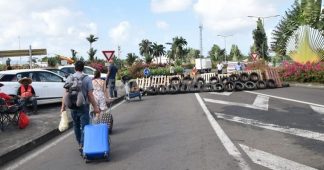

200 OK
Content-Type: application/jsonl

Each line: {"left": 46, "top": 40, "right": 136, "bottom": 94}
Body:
{"left": 251, "top": 53, "right": 259, "bottom": 61}
{"left": 102, "top": 51, "right": 115, "bottom": 62}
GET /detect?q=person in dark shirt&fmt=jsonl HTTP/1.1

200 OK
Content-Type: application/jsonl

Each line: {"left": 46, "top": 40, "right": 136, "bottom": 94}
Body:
{"left": 17, "top": 77, "right": 37, "bottom": 114}
{"left": 106, "top": 59, "right": 118, "bottom": 99}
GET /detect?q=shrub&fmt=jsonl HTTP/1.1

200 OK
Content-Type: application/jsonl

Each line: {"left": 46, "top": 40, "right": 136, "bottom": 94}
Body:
{"left": 278, "top": 61, "right": 324, "bottom": 83}
{"left": 245, "top": 60, "right": 269, "bottom": 71}
{"left": 174, "top": 66, "right": 184, "bottom": 74}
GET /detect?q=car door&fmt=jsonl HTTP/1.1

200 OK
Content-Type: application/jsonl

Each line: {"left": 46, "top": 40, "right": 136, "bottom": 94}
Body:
{"left": 16, "top": 71, "right": 44, "bottom": 99}
{"left": 35, "top": 71, "right": 65, "bottom": 101}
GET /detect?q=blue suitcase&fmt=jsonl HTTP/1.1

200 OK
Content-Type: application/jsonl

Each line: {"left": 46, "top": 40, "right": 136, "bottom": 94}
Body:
{"left": 82, "top": 124, "right": 110, "bottom": 163}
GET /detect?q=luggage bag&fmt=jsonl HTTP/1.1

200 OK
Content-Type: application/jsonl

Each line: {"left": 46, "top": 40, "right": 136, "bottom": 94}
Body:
{"left": 82, "top": 123, "right": 110, "bottom": 163}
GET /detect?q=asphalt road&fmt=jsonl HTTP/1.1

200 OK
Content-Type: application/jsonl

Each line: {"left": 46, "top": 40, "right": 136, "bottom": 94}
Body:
{"left": 3, "top": 86, "right": 324, "bottom": 170}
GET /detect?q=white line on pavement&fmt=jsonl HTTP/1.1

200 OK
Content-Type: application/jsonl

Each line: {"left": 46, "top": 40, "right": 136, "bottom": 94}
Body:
{"left": 195, "top": 93, "right": 251, "bottom": 170}
{"left": 5, "top": 100, "right": 125, "bottom": 170}
{"left": 215, "top": 112, "right": 324, "bottom": 142}
{"left": 252, "top": 95, "right": 269, "bottom": 110}
{"left": 239, "top": 144, "right": 317, "bottom": 170}
{"left": 204, "top": 98, "right": 267, "bottom": 111}
{"left": 244, "top": 91, "right": 324, "bottom": 108}
{"left": 209, "top": 92, "right": 233, "bottom": 96}
{"left": 310, "top": 105, "right": 324, "bottom": 115}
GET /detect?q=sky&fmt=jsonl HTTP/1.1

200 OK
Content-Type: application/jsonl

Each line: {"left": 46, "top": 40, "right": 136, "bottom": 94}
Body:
{"left": 0, "top": 0, "right": 296, "bottom": 64}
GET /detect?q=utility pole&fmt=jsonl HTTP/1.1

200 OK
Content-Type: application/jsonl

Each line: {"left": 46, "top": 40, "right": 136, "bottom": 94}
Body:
{"left": 199, "top": 24, "right": 203, "bottom": 72}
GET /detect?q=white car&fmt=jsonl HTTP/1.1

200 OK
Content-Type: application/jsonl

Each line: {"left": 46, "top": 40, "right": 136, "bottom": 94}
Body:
{"left": 58, "top": 65, "right": 107, "bottom": 80}
{"left": 0, "top": 69, "right": 66, "bottom": 105}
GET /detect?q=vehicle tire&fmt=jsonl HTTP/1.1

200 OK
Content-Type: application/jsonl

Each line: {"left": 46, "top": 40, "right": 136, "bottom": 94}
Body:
{"left": 157, "top": 85, "right": 167, "bottom": 95}
{"left": 170, "top": 77, "right": 181, "bottom": 85}
{"left": 234, "top": 81, "right": 245, "bottom": 91}
{"left": 108, "top": 114, "right": 113, "bottom": 134}
{"left": 250, "top": 72, "right": 260, "bottom": 82}
{"left": 213, "top": 83, "right": 224, "bottom": 92}
{"left": 245, "top": 81, "right": 256, "bottom": 90}
{"left": 221, "top": 77, "right": 229, "bottom": 84}
{"left": 209, "top": 76, "right": 219, "bottom": 84}
{"left": 224, "top": 81, "right": 235, "bottom": 92}
{"left": 168, "top": 84, "right": 179, "bottom": 94}
{"left": 256, "top": 80, "right": 266, "bottom": 89}
{"left": 240, "top": 73, "right": 249, "bottom": 82}
{"left": 147, "top": 86, "right": 157, "bottom": 95}
{"left": 229, "top": 74, "right": 240, "bottom": 82}
{"left": 266, "top": 79, "right": 276, "bottom": 89}
{"left": 203, "top": 83, "right": 213, "bottom": 92}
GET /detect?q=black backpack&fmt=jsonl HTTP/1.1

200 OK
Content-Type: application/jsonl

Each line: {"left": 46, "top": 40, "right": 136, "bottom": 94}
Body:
{"left": 64, "top": 74, "right": 87, "bottom": 110}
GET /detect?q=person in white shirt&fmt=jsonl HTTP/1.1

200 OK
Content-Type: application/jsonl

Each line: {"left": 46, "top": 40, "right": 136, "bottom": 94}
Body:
{"left": 217, "top": 62, "right": 224, "bottom": 74}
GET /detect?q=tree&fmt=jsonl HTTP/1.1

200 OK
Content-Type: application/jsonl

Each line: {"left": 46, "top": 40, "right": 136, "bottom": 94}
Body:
{"left": 169, "top": 36, "right": 187, "bottom": 62}
{"left": 229, "top": 45, "right": 243, "bottom": 61}
{"left": 208, "top": 44, "right": 225, "bottom": 62}
{"left": 71, "top": 49, "right": 78, "bottom": 62}
{"left": 126, "top": 53, "right": 138, "bottom": 66}
{"left": 152, "top": 43, "right": 166, "bottom": 64}
{"left": 252, "top": 18, "right": 269, "bottom": 61}
{"left": 187, "top": 48, "right": 200, "bottom": 63}
{"left": 139, "top": 39, "right": 153, "bottom": 64}
{"left": 86, "top": 34, "right": 99, "bottom": 48}
{"left": 87, "top": 48, "right": 97, "bottom": 62}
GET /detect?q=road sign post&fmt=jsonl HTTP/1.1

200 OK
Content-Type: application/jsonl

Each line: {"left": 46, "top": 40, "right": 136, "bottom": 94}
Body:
{"left": 102, "top": 51, "right": 115, "bottom": 62}
{"left": 144, "top": 68, "right": 150, "bottom": 78}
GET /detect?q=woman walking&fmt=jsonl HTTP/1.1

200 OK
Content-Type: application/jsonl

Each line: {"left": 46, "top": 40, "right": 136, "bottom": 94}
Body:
{"left": 91, "top": 71, "right": 108, "bottom": 121}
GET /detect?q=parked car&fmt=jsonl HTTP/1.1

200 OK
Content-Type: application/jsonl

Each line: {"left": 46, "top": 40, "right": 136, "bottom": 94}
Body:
{"left": 44, "top": 68, "right": 70, "bottom": 78}
{"left": 0, "top": 69, "right": 66, "bottom": 105}
{"left": 58, "top": 65, "right": 107, "bottom": 79}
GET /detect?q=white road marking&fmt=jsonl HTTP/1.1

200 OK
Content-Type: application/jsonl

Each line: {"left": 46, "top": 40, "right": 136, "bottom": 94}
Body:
{"left": 215, "top": 112, "right": 324, "bottom": 142}
{"left": 252, "top": 95, "right": 269, "bottom": 110}
{"left": 204, "top": 98, "right": 267, "bottom": 111}
{"left": 239, "top": 144, "right": 317, "bottom": 170}
{"left": 4, "top": 100, "right": 125, "bottom": 170}
{"left": 244, "top": 91, "right": 324, "bottom": 108}
{"left": 209, "top": 92, "right": 233, "bottom": 96}
{"left": 195, "top": 94, "right": 251, "bottom": 170}
{"left": 310, "top": 105, "right": 324, "bottom": 115}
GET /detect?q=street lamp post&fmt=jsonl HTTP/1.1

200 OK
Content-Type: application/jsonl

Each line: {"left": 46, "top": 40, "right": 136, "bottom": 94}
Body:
{"left": 217, "top": 34, "right": 233, "bottom": 63}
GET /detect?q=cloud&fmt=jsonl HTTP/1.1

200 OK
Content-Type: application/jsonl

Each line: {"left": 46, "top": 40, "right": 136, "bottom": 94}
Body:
{"left": 109, "top": 21, "right": 131, "bottom": 45}
{"left": 0, "top": 0, "right": 97, "bottom": 57}
{"left": 151, "top": 0, "right": 192, "bottom": 13}
{"left": 193, "top": 0, "right": 278, "bottom": 34}
{"left": 156, "top": 21, "right": 169, "bottom": 30}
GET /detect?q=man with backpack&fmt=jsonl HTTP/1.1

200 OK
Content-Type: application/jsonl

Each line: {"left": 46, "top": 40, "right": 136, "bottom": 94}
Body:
{"left": 61, "top": 61, "right": 100, "bottom": 153}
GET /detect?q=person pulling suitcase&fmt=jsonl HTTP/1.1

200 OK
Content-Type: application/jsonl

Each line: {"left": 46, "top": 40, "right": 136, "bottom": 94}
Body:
{"left": 61, "top": 61, "right": 100, "bottom": 154}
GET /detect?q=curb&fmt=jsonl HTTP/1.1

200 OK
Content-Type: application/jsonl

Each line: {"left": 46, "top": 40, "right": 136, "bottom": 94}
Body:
{"left": 287, "top": 82, "right": 324, "bottom": 89}
{"left": 0, "top": 95, "right": 125, "bottom": 167}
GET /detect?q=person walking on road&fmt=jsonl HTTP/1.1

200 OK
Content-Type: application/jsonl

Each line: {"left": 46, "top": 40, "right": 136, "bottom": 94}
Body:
{"left": 91, "top": 70, "right": 108, "bottom": 122}
{"left": 217, "top": 62, "right": 224, "bottom": 74}
{"left": 106, "top": 59, "right": 118, "bottom": 99}
{"left": 61, "top": 61, "right": 100, "bottom": 153}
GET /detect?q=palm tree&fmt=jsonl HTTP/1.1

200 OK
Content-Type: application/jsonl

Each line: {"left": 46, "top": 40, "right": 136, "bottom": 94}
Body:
{"left": 126, "top": 53, "right": 138, "bottom": 66}
{"left": 152, "top": 43, "right": 166, "bottom": 64}
{"left": 71, "top": 49, "right": 77, "bottom": 62}
{"left": 87, "top": 48, "right": 97, "bottom": 62}
{"left": 170, "top": 36, "right": 187, "bottom": 62}
{"left": 139, "top": 39, "right": 153, "bottom": 63}
{"left": 86, "top": 34, "right": 99, "bottom": 48}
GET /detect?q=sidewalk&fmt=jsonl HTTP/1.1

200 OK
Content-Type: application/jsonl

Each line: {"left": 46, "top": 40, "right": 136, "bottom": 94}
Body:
{"left": 0, "top": 83, "right": 125, "bottom": 167}
{"left": 286, "top": 82, "right": 324, "bottom": 89}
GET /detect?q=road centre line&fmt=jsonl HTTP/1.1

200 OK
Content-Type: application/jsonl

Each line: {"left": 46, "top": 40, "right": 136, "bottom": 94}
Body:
{"left": 195, "top": 93, "right": 251, "bottom": 170}
{"left": 239, "top": 144, "right": 317, "bottom": 170}
{"left": 204, "top": 98, "right": 267, "bottom": 111}
{"left": 209, "top": 92, "right": 233, "bottom": 96}
{"left": 244, "top": 91, "right": 324, "bottom": 108}
{"left": 4, "top": 100, "right": 125, "bottom": 170}
{"left": 215, "top": 112, "right": 324, "bottom": 142}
